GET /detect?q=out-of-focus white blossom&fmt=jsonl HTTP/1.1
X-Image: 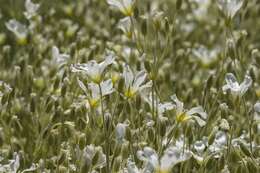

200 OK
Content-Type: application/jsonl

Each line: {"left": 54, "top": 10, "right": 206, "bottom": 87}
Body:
{"left": 24, "top": 0, "right": 40, "bottom": 19}
{"left": 115, "top": 123, "right": 128, "bottom": 143}
{"left": 118, "top": 17, "right": 132, "bottom": 38}
{"left": 107, "top": 0, "right": 135, "bottom": 16}
{"left": 193, "top": 45, "right": 219, "bottom": 67}
{"left": 222, "top": 73, "right": 252, "bottom": 97}
{"left": 217, "top": 0, "right": 244, "bottom": 19}
{"left": 5, "top": 19, "right": 28, "bottom": 44}
{"left": 52, "top": 46, "right": 70, "bottom": 67}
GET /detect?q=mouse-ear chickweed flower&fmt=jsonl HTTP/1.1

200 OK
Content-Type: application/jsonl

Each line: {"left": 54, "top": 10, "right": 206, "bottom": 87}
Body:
{"left": 123, "top": 64, "right": 152, "bottom": 99}
{"left": 222, "top": 73, "right": 252, "bottom": 97}
{"left": 87, "top": 79, "right": 114, "bottom": 108}
{"left": 171, "top": 95, "right": 208, "bottom": 127}
{"left": 24, "top": 0, "right": 40, "bottom": 20}
{"left": 217, "top": 0, "right": 244, "bottom": 19}
{"left": 5, "top": 19, "right": 28, "bottom": 44}
{"left": 143, "top": 92, "right": 174, "bottom": 120}
{"left": 0, "top": 152, "right": 20, "bottom": 173}
{"left": 118, "top": 17, "right": 132, "bottom": 38}
{"left": 71, "top": 55, "right": 115, "bottom": 84}
{"left": 192, "top": 45, "right": 219, "bottom": 68}
{"left": 52, "top": 46, "right": 70, "bottom": 67}
{"left": 107, "top": 0, "right": 134, "bottom": 16}
{"left": 137, "top": 145, "right": 192, "bottom": 173}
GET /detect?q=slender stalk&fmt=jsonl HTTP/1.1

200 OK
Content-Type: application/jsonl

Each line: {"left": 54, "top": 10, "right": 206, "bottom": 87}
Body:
{"left": 98, "top": 84, "right": 110, "bottom": 173}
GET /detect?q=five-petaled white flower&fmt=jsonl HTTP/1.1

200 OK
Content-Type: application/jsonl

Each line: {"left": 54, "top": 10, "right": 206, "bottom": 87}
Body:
{"left": 171, "top": 95, "right": 208, "bottom": 127}
{"left": 217, "top": 0, "right": 244, "bottom": 19}
{"left": 107, "top": 0, "right": 135, "bottom": 16}
{"left": 136, "top": 145, "right": 192, "bottom": 173}
{"left": 52, "top": 46, "right": 70, "bottom": 67}
{"left": 24, "top": 0, "right": 40, "bottom": 19}
{"left": 123, "top": 64, "right": 152, "bottom": 99}
{"left": 87, "top": 79, "right": 114, "bottom": 108}
{"left": 71, "top": 55, "right": 115, "bottom": 84}
{"left": 5, "top": 19, "right": 28, "bottom": 44}
{"left": 222, "top": 73, "right": 252, "bottom": 97}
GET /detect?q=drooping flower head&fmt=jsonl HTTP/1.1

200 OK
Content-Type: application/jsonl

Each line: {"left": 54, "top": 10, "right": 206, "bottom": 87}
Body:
{"left": 217, "top": 0, "right": 244, "bottom": 19}
{"left": 222, "top": 73, "right": 252, "bottom": 97}
{"left": 24, "top": 0, "right": 40, "bottom": 19}
{"left": 123, "top": 64, "right": 152, "bottom": 99}
{"left": 71, "top": 55, "right": 115, "bottom": 84}
{"left": 107, "top": 0, "right": 135, "bottom": 16}
{"left": 5, "top": 19, "right": 28, "bottom": 44}
{"left": 171, "top": 95, "right": 208, "bottom": 127}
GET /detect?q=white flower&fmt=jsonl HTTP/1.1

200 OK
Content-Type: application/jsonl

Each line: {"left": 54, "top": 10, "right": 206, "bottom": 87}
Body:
{"left": 126, "top": 159, "right": 140, "bottom": 173}
{"left": 193, "top": 45, "right": 219, "bottom": 67}
{"left": 171, "top": 95, "right": 208, "bottom": 127}
{"left": 5, "top": 19, "right": 28, "bottom": 41}
{"left": 115, "top": 123, "right": 128, "bottom": 143}
{"left": 217, "top": 0, "right": 244, "bottom": 19}
{"left": 21, "top": 164, "right": 38, "bottom": 173}
{"left": 52, "top": 46, "right": 70, "bottom": 67}
{"left": 137, "top": 145, "right": 192, "bottom": 173}
{"left": 191, "top": 0, "right": 211, "bottom": 20}
{"left": 123, "top": 64, "right": 152, "bottom": 98}
{"left": 0, "top": 152, "right": 20, "bottom": 173}
{"left": 87, "top": 79, "right": 114, "bottom": 107}
{"left": 209, "top": 131, "right": 227, "bottom": 158}
{"left": 71, "top": 55, "right": 115, "bottom": 83}
{"left": 107, "top": 0, "right": 134, "bottom": 16}
{"left": 24, "top": 0, "right": 40, "bottom": 19}
{"left": 221, "top": 165, "right": 230, "bottom": 173}
{"left": 118, "top": 17, "right": 132, "bottom": 38}
{"left": 83, "top": 145, "right": 106, "bottom": 169}
{"left": 192, "top": 137, "right": 208, "bottom": 164}
{"left": 222, "top": 73, "right": 252, "bottom": 97}
{"left": 143, "top": 92, "right": 174, "bottom": 120}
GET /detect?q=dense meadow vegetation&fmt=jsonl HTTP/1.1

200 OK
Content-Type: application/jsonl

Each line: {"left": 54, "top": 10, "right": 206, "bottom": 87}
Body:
{"left": 0, "top": 0, "right": 260, "bottom": 172}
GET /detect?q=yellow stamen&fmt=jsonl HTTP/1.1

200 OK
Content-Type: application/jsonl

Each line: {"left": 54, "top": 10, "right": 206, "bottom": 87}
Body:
{"left": 124, "top": 88, "right": 136, "bottom": 98}
{"left": 176, "top": 112, "right": 191, "bottom": 123}
{"left": 89, "top": 98, "right": 99, "bottom": 108}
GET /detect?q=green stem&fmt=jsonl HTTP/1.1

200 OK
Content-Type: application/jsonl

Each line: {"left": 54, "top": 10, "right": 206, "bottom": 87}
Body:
{"left": 98, "top": 84, "right": 110, "bottom": 173}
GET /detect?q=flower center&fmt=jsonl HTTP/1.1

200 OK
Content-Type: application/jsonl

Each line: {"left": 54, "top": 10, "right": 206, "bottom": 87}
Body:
{"left": 176, "top": 112, "right": 190, "bottom": 123}
{"left": 124, "top": 88, "right": 136, "bottom": 98}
